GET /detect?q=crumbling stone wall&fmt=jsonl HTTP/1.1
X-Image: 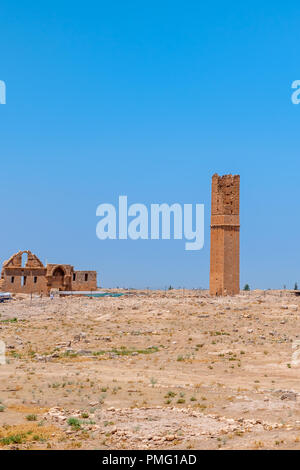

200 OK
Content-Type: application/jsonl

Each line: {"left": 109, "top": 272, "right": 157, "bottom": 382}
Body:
{"left": 209, "top": 174, "right": 240, "bottom": 296}
{"left": 0, "top": 250, "right": 48, "bottom": 294}
{"left": 0, "top": 250, "right": 97, "bottom": 295}
{"left": 72, "top": 271, "right": 97, "bottom": 291}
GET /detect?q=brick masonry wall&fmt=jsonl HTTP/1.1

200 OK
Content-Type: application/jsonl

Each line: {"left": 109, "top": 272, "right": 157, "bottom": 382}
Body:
{"left": 1, "top": 268, "right": 48, "bottom": 295}
{"left": 71, "top": 271, "right": 97, "bottom": 291}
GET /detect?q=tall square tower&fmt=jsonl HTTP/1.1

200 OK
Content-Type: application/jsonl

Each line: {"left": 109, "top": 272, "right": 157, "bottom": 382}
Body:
{"left": 209, "top": 174, "right": 240, "bottom": 296}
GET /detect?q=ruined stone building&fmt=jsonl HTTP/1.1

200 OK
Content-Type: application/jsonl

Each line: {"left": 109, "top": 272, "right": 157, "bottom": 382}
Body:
{"left": 0, "top": 250, "right": 97, "bottom": 295}
{"left": 210, "top": 174, "right": 240, "bottom": 296}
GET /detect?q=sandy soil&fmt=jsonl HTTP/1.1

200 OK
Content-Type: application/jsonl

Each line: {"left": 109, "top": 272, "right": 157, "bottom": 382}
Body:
{"left": 0, "top": 289, "right": 300, "bottom": 450}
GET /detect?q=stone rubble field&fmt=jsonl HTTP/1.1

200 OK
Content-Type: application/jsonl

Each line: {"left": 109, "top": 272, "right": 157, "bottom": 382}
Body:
{"left": 0, "top": 289, "right": 300, "bottom": 449}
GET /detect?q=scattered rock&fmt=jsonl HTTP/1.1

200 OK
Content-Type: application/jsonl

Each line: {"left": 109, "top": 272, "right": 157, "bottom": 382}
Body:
{"left": 281, "top": 392, "right": 297, "bottom": 401}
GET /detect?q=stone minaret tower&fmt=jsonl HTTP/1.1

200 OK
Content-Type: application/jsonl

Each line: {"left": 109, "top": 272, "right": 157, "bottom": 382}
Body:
{"left": 209, "top": 174, "right": 240, "bottom": 296}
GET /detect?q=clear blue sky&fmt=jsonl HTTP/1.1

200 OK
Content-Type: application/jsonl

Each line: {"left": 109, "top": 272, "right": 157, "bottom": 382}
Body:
{"left": 0, "top": 1, "right": 299, "bottom": 289}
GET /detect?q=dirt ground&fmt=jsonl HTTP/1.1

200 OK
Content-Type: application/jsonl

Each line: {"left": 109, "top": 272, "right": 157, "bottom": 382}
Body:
{"left": 0, "top": 288, "right": 300, "bottom": 450}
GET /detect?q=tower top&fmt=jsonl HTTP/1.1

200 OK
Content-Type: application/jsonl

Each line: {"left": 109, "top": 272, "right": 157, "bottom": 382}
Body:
{"left": 212, "top": 173, "right": 240, "bottom": 181}
{"left": 211, "top": 173, "right": 240, "bottom": 216}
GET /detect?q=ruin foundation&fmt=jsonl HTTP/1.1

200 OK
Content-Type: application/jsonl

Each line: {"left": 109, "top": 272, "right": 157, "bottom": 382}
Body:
{"left": 0, "top": 250, "right": 97, "bottom": 295}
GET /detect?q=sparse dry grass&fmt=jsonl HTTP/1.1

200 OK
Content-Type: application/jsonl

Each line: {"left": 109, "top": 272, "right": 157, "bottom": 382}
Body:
{"left": 0, "top": 289, "right": 300, "bottom": 449}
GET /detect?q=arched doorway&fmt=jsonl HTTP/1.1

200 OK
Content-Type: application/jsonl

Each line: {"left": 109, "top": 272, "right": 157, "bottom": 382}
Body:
{"left": 51, "top": 267, "right": 65, "bottom": 290}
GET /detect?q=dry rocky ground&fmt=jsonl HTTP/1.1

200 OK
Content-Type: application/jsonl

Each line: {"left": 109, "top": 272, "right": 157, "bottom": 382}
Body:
{"left": 0, "top": 289, "right": 300, "bottom": 450}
